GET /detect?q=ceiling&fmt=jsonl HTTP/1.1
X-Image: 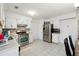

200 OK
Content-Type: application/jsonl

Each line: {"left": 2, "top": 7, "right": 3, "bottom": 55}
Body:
{"left": 4, "top": 3, "right": 75, "bottom": 19}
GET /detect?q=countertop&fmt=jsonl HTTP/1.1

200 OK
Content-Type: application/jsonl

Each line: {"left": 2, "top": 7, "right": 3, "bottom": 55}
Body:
{"left": 0, "top": 39, "right": 20, "bottom": 53}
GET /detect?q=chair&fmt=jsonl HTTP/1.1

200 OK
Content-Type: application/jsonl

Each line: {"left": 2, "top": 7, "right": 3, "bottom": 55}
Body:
{"left": 69, "top": 35, "right": 75, "bottom": 56}
{"left": 64, "top": 38, "right": 72, "bottom": 56}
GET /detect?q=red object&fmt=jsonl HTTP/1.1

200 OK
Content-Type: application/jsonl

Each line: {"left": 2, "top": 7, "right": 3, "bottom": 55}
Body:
{"left": 0, "top": 34, "right": 4, "bottom": 42}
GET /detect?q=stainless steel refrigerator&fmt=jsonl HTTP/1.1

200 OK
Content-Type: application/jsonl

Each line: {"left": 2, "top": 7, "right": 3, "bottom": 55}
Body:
{"left": 43, "top": 21, "right": 52, "bottom": 43}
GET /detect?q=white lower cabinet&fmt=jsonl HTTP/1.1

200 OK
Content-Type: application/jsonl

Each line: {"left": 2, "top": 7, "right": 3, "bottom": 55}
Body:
{"left": 0, "top": 40, "right": 19, "bottom": 56}
{"left": 52, "top": 33, "right": 59, "bottom": 43}
{"left": 0, "top": 47, "right": 19, "bottom": 56}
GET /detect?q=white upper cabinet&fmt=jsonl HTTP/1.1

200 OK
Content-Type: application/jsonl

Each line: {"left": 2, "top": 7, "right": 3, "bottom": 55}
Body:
{"left": 0, "top": 3, "right": 6, "bottom": 28}
{"left": 0, "top": 4, "right": 5, "bottom": 20}
{"left": 5, "top": 12, "right": 17, "bottom": 28}
{"left": 5, "top": 11, "right": 32, "bottom": 28}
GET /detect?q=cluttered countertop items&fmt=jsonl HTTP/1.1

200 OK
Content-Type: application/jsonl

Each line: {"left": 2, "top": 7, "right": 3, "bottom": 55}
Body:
{"left": 0, "top": 29, "right": 14, "bottom": 46}
{"left": 0, "top": 29, "right": 19, "bottom": 48}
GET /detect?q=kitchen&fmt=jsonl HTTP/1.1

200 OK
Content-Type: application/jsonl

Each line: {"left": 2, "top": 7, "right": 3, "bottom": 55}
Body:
{"left": 0, "top": 3, "right": 79, "bottom": 56}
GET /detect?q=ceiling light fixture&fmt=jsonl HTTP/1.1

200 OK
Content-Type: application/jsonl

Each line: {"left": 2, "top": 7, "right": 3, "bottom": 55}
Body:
{"left": 27, "top": 10, "right": 36, "bottom": 16}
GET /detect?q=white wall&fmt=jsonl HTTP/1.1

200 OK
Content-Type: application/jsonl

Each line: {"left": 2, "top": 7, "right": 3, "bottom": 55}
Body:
{"left": 30, "top": 19, "right": 44, "bottom": 40}
{"left": 37, "top": 19, "right": 44, "bottom": 40}
{"left": 30, "top": 20, "right": 39, "bottom": 40}
{"left": 60, "top": 18, "right": 77, "bottom": 45}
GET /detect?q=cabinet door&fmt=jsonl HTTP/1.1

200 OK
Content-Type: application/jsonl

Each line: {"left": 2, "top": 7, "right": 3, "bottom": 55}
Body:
{"left": 0, "top": 4, "right": 5, "bottom": 20}
{"left": 0, "top": 4, "right": 6, "bottom": 28}
{"left": 5, "top": 17, "right": 17, "bottom": 28}
{"left": 52, "top": 34, "right": 59, "bottom": 43}
{"left": 0, "top": 47, "right": 19, "bottom": 56}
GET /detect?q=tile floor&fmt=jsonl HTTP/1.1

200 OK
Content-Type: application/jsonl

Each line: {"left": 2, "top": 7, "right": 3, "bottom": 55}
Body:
{"left": 20, "top": 39, "right": 66, "bottom": 56}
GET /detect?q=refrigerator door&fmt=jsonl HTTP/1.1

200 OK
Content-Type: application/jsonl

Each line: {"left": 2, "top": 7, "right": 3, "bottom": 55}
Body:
{"left": 43, "top": 22, "right": 52, "bottom": 43}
